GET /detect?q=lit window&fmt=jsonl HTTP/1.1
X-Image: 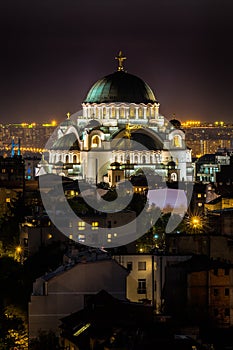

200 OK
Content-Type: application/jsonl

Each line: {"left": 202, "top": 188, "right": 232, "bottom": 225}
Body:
{"left": 6, "top": 198, "right": 11, "bottom": 203}
{"left": 48, "top": 234, "right": 53, "bottom": 239}
{"left": 197, "top": 193, "right": 202, "bottom": 198}
{"left": 138, "top": 261, "right": 146, "bottom": 271}
{"left": 198, "top": 203, "right": 203, "bottom": 207}
{"left": 2, "top": 169, "right": 6, "bottom": 173}
{"left": 113, "top": 233, "right": 117, "bottom": 237}
{"left": 69, "top": 234, "right": 73, "bottom": 240}
{"left": 78, "top": 234, "right": 85, "bottom": 242}
{"left": 173, "top": 135, "right": 182, "bottom": 147}
{"left": 92, "top": 221, "right": 99, "bottom": 230}
{"left": 78, "top": 221, "right": 85, "bottom": 230}
{"left": 91, "top": 135, "right": 100, "bottom": 148}
{"left": 107, "top": 233, "right": 112, "bottom": 239}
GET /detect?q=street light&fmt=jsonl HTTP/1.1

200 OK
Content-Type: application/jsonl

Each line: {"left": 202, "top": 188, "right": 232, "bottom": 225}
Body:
{"left": 190, "top": 216, "right": 202, "bottom": 229}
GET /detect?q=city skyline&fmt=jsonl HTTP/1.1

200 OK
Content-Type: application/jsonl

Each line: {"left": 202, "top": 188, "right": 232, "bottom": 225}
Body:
{"left": 0, "top": 0, "right": 233, "bottom": 124}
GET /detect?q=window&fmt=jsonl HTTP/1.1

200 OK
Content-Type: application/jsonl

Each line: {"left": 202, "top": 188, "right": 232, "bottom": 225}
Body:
{"left": 78, "top": 221, "right": 85, "bottom": 230}
{"left": 127, "top": 262, "right": 133, "bottom": 271}
{"left": 92, "top": 221, "right": 99, "bottom": 230}
{"left": 225, "top": 308, "right": 230, "bottom": 316}
{"left": 173, "top": 135, "right": 182, "bottom": 147}
{"left": 197, "top": 193, "right": 202, "bottom": 198}
{"left": 213, "top": 288, "right": 219, "bottom": 296}
{"left": 91, "top": 135, "right": 101, "bottom": 148}
{"left": 78, "top": 234, "right": 85, "bottom": 242}
{"left": 213, "top": 268, "right": 218, "bottom": 276}
{"left": 138, "top": 261, "right": 146, "bottom": 271}
{"left": 137, "top": 279, "right": 146, "bottom": 294}
{"left": 225, "top": 288, "right": 230, "bottom": 296}
{"left": 115, "top": 175, "right": 121, "bottom": 182}
{"left": 214, "top": 308, "right": 219, "bottom": 317}
{"left": 225, "top": 268, "right": 230, "bottom": 275}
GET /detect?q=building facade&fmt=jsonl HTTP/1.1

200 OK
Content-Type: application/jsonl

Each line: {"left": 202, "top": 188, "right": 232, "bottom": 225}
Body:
{"left": 113, "top": 253, "right": 191, "bottom": 312}
{"left": 42, "top": 53, "right": 193, "bottom": 184}
{"left": 29, "top": 257, "right": 128, "bottom": 338}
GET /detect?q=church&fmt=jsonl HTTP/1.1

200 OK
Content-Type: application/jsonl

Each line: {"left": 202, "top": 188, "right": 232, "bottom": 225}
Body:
{"left": 44, "top": 51, "right": 193, "bottom": 185}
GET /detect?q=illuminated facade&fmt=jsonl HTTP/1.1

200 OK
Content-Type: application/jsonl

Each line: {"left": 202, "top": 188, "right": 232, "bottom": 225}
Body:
{"left": 46, "top": 52, "right": 193, "bottom": 184}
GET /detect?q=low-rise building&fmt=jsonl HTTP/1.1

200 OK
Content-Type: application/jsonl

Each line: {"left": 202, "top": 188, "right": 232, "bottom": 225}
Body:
{"left": 113, "top": 253, "right": 191, "bottom": 312}
{"left": 28, "top": 253, "right": 128, "bottom": 339}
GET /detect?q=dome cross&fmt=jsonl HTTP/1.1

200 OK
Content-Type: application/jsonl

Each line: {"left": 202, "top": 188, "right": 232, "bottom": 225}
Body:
{"left": 115, "top": 50, "right": 126, "bottom": 71}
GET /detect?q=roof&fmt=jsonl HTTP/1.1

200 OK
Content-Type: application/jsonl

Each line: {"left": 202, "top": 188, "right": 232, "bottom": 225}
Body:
{"left": 112, "top": 127, "right": 164, "bottom": 150}
{"left": 51, "top": 133, "right": 80, "bottom": 151}
{"left": 84, "top": 70, "right": 157, "bottom": 104}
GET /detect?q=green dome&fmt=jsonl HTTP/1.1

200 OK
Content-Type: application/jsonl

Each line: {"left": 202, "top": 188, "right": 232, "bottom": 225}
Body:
{"left": 51, "top": 133, "right": 80, "bottom": 151}
{"left": 84, "top": 71, "right": 157, "bottom": 104}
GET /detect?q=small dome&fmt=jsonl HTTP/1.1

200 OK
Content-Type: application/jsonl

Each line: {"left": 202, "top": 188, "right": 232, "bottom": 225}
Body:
{"left": 51, "top": 133, "right": 80, "bottom": 151}
{"left": 170, "top": 119, "right": 181, "bottom": 129}
{"left": 167, "top": 160, "right": 176, "bottom": 168}
{"left": 167, "top": 156, "right": 176, "bottom": 168}
{"left": 84, "top": 71, "right": 157, "bottom": 104}
{"left": 110, "top": 161, "right": 121, "bottom": 168}
{"left": 85, "top": 119, "right": 101, "bottom": 129}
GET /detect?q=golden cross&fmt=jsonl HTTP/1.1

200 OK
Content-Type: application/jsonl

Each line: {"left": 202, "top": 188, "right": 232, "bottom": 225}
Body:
{"left": 115, "top": 50, "right": 126, "bottom": 71}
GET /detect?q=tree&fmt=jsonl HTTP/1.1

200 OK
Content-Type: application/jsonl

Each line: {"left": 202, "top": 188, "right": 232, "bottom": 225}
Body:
{"left": 29, "top": 330, "right": 60, "bottom": 350}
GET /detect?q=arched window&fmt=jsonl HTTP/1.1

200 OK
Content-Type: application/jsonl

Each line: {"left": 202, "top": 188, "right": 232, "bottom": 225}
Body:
{"left": 134, "top": 155, "right": 138, "bottom": 164}
{"left": 171, "top": 172, "right": 178, "bottom": 181}
{"left": 65, "top": 155, "right": 69, "bottom": 163}
{"left": 73, "top": 155, "right": 77, "bottom": 163}
{"left": 173, "top": 135, "right": 182, "bottom": 147}
{"left": 138, "top": 108, "right": 143, "bottom": 118}
{"left": 120, "top": 107, "right": 125, "bottom": 118}
{"left": 91, "top": 135, "right": 101, "bottom": 148}
{"left": 130, "top": 107, "right": 134, "bottom": 118}
{"left": 111, "top": 107, "right": 116, "bottom": 118}
{"left": 142, "top": 155, "right": 146, "bottom": 164}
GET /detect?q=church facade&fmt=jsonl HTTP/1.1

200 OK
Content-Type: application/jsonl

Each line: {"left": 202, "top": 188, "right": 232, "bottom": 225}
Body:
{"left": 44, "top": 52, "right": 193, "bottom": 185}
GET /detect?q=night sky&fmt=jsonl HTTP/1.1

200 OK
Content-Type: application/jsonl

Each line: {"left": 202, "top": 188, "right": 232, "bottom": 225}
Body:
{"left": 0, "top": 0, "right": 233, "bottom": 124}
